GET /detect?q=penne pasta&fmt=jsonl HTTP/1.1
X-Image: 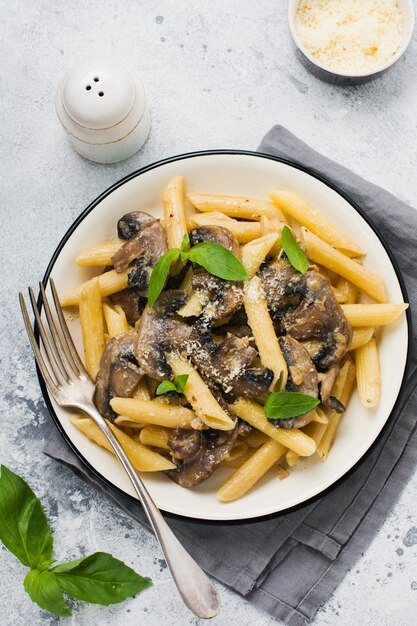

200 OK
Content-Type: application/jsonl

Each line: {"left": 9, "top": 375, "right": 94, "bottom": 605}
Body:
{"left": 103, "top": 303, "right": 129, "bottom": 338}
{"left": 230, "top": 398, "right": 316, "bottom": 456}
{"left": 270, "top": 189, "right": 364, "bottom": 257}
{"left": 187, "top": 192, "right": 285, "bottom": 221}
{"left": 167, "top": 353, "right": 236, "bottom": 431}
{"left": 111, "top": 398, "right": 196, "bottom": 428}
{"left": 349, "top": 327, "right": 375, "bottom": 351}
{"left": 224, "top": 439, "right": 249, "bottom": 462}
{"left": 70, "top": 415, "right": 176, "bottom": 471}
{"left": 220, "top": 449, "right": 254, "bottom": 469}
{"left": 163, "top": 175, "right": 188, "bottom": 250}
{"left": 260, "top": 215, "right": 285, "bottom": 255}
{"left": 334, "top": 277, "right": 358, "bottom": 304}
{"left": 60, "top": 269, "right": 129, "bottom": 307}
{"left": 133, "top": 378, "right": 151, "bottom": 401}
{"left": 341, "top": 303, "right": 408, "bottom": 326}
{"left": 79, "top": 278, "right": 105, "bottom": 380}
{"left": 355, "top": 339, "right": 380, "bottom": 408}
{"left": 139, "top": 425, "right": 171, "bottom": 450}
{"left": 244, "top": 429, "right": 269, "bottom": 449}
{"left": 75, "top": 242, "right": 123, "bottom": 267}
{"left": 301, "top": 228, "right": 387, "bottom": 303}
{"left": 241, "top": 233, "right": 280, "bottom": 278}
{"left": 187, "top": 211, "right": 262, "bottom": 243}
{"left": 217, "top": 439, "right": 286, "bottom": 501}
{"left": 177, "top": 290, "right": 210, "bottom": 317}
{"left": 286, "top": 410, "right": 328, "bottom": 467}
{"left": 244, "top": 276, "right": 288, "bottom": 390}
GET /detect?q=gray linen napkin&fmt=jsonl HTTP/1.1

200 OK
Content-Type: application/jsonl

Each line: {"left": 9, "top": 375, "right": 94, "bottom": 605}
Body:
{"left": 44, "top": 126, "right": 417, "bottom": 625}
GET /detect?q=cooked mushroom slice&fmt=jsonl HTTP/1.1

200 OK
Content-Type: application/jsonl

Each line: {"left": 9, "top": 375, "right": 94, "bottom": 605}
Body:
{"left": 319, "top": 365, "right": 344, "bottom": 413}
{"left": 166, "top": 425, "right": 238, "bottom": 487}
{"left": 112, "top": 220, "right": 168, "bottom": 297}
{"left": 271, "top": 336, "right": 318, "bottom": 430}
{"left": 94, "top": 332, "right": 143, "bottom": 420}
{"left": 109, "top": 287, "right": 146, "bottom": 325}
{"left": 117, "top": 211, "right": 155, "bottom": 240}
{"left": 135, "top": 290, "right": 188, "bottom": 380}
{"left": 259, "top": 257, "right": 302, "bottom": 329}
{"left": 189, "top": 226, "right": 244, "bottom": 324}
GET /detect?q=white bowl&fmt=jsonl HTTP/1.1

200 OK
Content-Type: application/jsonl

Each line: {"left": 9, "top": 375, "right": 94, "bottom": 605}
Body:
{"left": 42, "top": 151, "right": 410, "bottom": 521}
{"left": 288, "top": 0, "right": 415, "bottom": 82}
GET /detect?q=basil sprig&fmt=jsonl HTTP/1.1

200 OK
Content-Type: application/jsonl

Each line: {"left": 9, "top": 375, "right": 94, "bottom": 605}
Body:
{"left": 0, "top": 466, "right": 151, "bottom": 617}
{"left": 156, "top": 374, "right": 189, "bottom": 396}
{"left": 281, "top": 225, "right": 309, "bottom": 274}
{"left": 148, "top": 234, "right": 247, "bottom": 306}
{"left": 264, "top": 391, "right": 320, "bottom": 420}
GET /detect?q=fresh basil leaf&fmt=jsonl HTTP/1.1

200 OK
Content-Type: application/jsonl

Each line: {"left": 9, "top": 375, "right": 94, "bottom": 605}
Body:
{"left": 188, "top": 242, "right": 248, "bottom": 281}
{"left": 51, "top": 552, "right": 152, "bottom": 606}
{"left": 264, "top": 392, "right": 320, "bottom": 420}
{"left": 24, "top": 569, "right": 71, "bottom": 617}
{"left": 148, "top": 248, "right": 180, "bottom": 307}
{"left": 174, "top": 374, "right": 189, "bottom": 394}
{"left": 281, "top": 225, "right": 309, "bottom": 274}
{"left": 156, "top": 374, "right": 189, "bottom": 396}
{"left": 181, "top": 233, "right": 190, "bottom": 252}
{"left": 0, "top": 465, "right": 53, "bottom": 569}
{"left": 155, "top": 380, "right": 178, "bottom": 396}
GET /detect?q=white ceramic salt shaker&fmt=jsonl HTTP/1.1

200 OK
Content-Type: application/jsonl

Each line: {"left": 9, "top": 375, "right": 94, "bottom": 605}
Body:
{"left": 56, "top": 57, "right": 151, "bottom": 164}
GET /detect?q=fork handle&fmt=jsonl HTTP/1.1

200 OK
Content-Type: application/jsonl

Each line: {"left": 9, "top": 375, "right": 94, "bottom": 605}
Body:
{"left": 79, "top": 403, "right": 221, "bottom": 619}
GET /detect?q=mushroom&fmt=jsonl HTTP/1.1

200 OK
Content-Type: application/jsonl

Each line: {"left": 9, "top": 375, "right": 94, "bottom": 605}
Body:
{"left": 94, "top": 332, "right": 143, "bottom": 420}
{"left": 271, "top": 335, "right": 318, "bottom": 430}
{"left": 188, "top": 226, "right": 244, "bottom": 324}
{"left": 117, "top": 211, "right": 155, "bottom": 240}
{"left": 109, "top": 287, "right": 146, "bottom": 325}
{"left": 135, "top": 290, "right": 189, "bottom": 380}
{"left": 260, "top": 258, "right": 352, "bottom": 371}
{"left": 166, "top": 425, "right": 238, "bottom": 487}
{"left": 112, "top": 218, "right": 168, "bottom": 296}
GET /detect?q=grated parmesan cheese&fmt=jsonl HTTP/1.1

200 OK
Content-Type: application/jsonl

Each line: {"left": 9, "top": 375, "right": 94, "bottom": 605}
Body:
{"left": 295, "top": 0, "right": 405, "bottom": 73}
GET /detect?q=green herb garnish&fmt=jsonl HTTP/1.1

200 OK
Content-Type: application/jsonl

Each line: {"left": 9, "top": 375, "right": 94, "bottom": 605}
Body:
{"left": 281, "top": 225, "right": 309, "bottom": 274}
{"left": 156, "top": 374, "right": 189, "bottom": 396}
{"left": 264, "top": 391, "right": 320, "bottom": 420}
{"left": 148, "top": 239, "right": 247, "bottom": 306}
{"left": 0, "top": 465, "right": 151, "bottom": 617}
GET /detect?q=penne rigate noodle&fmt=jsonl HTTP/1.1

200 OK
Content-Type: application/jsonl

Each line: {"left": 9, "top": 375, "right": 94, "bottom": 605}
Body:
{"left": 103, "top": 303, "right": 129, "bottom": 338}
{"left": 244, "top": 276, "right": 288, "bottom": 390}
{"left": 60, "top": 269, "right": 129, "bottom": 307}
{"left": 335, "top": 277, "right": 358, "bottom": 304}
{"left": 167, "top": 353, "right": 236, "bottom": 431}
{"left": 187, "top": 192, "right": 285, "bottom": 221}
{"left": 355, "top": 338, "right": 380, "bottom": 408}
{"left": 177, "top": 290, "right": 209, "bottom": 317}
{"left": 341, "top": 303, "right": 408, "bottom": 326}
{"left": 285, "top": 411, "right": 328, "bottom": 467}
{"left": 111, "top": 397, "right": 196, "bottom": 428}
{"left": 187, "top": 211, "right": 262, "bottom": 243}
{"left": 217, "top": 439, "right": 286, "bottom": 502}
{"left": 179, "top": 267, "right": 193, "bottom": 291}
{"left": 139, "top": 425, "right": 171, "bottom": 450}
{"left": 220, "top": 450, "right": 254, "bottom": 469}
{"left": 317, "top": 360, "right": 356, "bottom": 461}
{"left": 349, "top": 327, "right": 375, "bottom": 351}
{"left": 260, "top": 215, "right": 284, "bottom": 255}
{"left": 270, "top": 190, "right": 364, "bottom": 257}
{"left": 69, "top": 415, "right": 176, "bottom": 471}
{"left": 301, "top": 228, "right": 387, "bottom": 303}
{"left": 163, "top": 175, "right": 188, "bottom": 250}
{"left": 75, "top": 242, "right": 124, "bottom": 266}
{"left": 230, "top": 398, "right": 316, "bottom": 456}
{"left": 224, "top": 439, "right": 249, "bottom": 462}
{"left": 133, "top": 378, "right": 151, "bottom": 401}
{"left": 241, "top": 233, "right": 280, "bottom": 278}
{"left": 311, "top": 409, "right": 328, "bottom": 424}
{"left": 286, "top": 449, "right": 299, "bottom": 467}
{"left": 79, "top": 278, "right": 105, "bottom": 380}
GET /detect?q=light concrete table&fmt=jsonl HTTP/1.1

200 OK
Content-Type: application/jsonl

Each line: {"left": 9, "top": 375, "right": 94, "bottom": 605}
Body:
{"left": 1, "top": 1, "right": 416, "bottom": 624}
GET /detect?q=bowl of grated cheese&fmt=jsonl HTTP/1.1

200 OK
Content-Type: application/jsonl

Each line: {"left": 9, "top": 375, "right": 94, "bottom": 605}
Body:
{"left": 288, "top": 0, "right": 415, "bottom": 82}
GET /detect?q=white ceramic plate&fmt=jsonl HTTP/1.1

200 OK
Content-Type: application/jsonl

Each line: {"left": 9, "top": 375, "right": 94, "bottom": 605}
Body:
{"left": 42, "top": 151, "right": 409, "bottom": 521}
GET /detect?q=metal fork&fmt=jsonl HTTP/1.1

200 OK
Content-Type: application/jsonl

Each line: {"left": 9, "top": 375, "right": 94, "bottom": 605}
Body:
{"left": 19, "top": 279, "right": 221, "bottom": 619}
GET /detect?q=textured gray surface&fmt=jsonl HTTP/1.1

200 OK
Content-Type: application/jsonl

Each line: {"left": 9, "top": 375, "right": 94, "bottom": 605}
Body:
{"left": 1, "top": 1, "right": 417, "bottom": 624}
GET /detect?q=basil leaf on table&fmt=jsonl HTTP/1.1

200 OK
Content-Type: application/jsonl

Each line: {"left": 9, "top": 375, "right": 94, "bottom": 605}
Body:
{"left": 51, "top": 552, "right": 152, "bottom": 606}
{"left": 188, "top": 242, "right": 248, "bottom": 281}
{"left": 281, "top": 225, "right": 309, "bottom": 274}
{"left": 148, "top": 247, "right": 180, "bottom": 306}
{"left": 24, "top": 569, "right": 71, "bottom": 617}
{"left": 156, "top": 374, "right": 189, "bottom": 396}
{"left": 0, "top": 465, "right": 53, "bottom": 569}
{"left": 264, "top": 391, "right": 320, "bottom": 420}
